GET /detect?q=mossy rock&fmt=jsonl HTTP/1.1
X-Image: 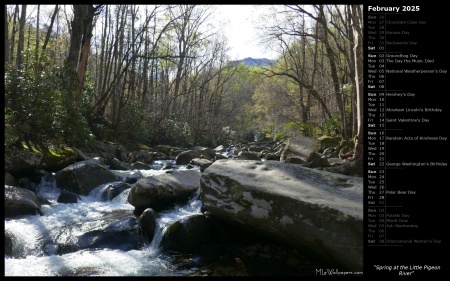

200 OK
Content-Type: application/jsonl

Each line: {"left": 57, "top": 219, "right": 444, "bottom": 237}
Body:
{"left": 5, "top": 142, "right": 78, "bottom": 176}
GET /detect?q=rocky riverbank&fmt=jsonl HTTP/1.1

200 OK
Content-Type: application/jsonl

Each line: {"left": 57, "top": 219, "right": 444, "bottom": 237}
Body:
{"left": 5, "top": 136, "right": 363, "bottom": 276}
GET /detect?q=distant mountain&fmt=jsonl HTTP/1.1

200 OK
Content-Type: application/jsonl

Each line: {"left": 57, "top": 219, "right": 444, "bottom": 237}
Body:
{"left": 231, "top": 57, "right": 275, "bottom": 67}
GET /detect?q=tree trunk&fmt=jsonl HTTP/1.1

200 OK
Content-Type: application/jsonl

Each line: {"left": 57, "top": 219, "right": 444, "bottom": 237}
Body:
{"left": 16, "top": 5, "right": 26, "bottom": 70}
{"left": 35, "top": 5, "right": 40, "bottom": 63}
{"left": 4, "top": 6, "right": 8, "bottom": 65}
{"left": 42, "top": 5, "right": 59, "bottom": 52}
{"left": 65, "top": 5, "right": 101, "bottom": 104}
{"left": 351, "top": 5, "right": 364, "bottom": 160}
{"left": 318, "top": 5, "right": 347, "bottom": 138}
{"left": 66, "top": 5, "right": 84, "bottom": 71}
{"left": 9, "top": 5, "right": 19, "bottom": 66}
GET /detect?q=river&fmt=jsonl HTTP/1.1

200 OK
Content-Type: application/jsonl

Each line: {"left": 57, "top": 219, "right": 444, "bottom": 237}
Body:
{"left": 5, "top": 160, "right": 203, "bottom": 276}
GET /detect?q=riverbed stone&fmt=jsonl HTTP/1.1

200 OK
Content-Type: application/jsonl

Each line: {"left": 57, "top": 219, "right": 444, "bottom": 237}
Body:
{"left": 101, "top": 182, "right": 131, "bottom": 201}
{"left": 279, "top": 136, "right": 318, "bottom": 162}
{"left": 5, "top": 185, "right": 43, "bottom": 217}
{"left": 160, "top": 214, "right": 212, "bottom": 253}
{"left": 190, "top": 158, "right": 213, "bottom": 172}
{"left": 175, "top": 149, "right": 216, "bottom": 165}
{"left": 199, "top": 159, "right": 363, "bottom": 271}
{"left": 5, "top": 146, "right": 77, "bottom": 177}
{"left": 55, "top": 159, "right": 122, "bottom": 196}
{"left": 139, "top": 208, "right": 158, "bottom": 242}
{"left": 127, "top": 170, "right": 201, "bottom": 213}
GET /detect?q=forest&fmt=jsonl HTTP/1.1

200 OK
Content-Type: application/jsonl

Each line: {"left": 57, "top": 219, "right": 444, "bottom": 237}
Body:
{"left": 4, "top": 4, "right": 364, "bottom": 159}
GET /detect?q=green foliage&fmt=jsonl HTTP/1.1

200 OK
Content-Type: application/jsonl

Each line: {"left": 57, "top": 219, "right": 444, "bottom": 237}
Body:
{"left": 194, "top": 129, "right": 228, "bottom": 148}
{"left": 275, "top": 121, "right": 316, "bottom": 140}
{"left": 323, "top": 111, "right": 341, "bottom": 136}
{"left": 54, "top": 90, "right": 93, "bottom": 146}
{"left": 158, "top": 118, "right": 193, "bottom": 148}
{"left": 4, "top": 49, "right": 93, "bottom": 149}
{"left": 113, "top": 100, "right": 150, "bottom": 146}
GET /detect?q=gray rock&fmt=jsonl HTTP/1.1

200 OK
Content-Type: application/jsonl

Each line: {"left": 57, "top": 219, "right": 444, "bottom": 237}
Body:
{"left": 5, "top": 185, "right": 43, "bottom": 217}
{"left": 214, "top": 154, "right": 228, "bottom": 160}
{"left": 127, "top": 170, "right": 201, "bottom": 213}
{"left": 237, "top": 151, "right": 260, "bottom": 160}
{"left": 326, "top": 155, "right": 364, "bottom": 177}
{"left": 5, "top": 148, "right": 77, "bottom": 176}
{"left": 139, "top": 208, "right": 158, "bottom": 242}
{"left": 214, "top": 145, "right": 227, "bottom": 153}
{"left": 5, "top": 230, "right": 15, "bottom": 256}
{"left": 132, "top": 150, "right": 154, "bottom": 164}
{"left": 175, "top": 149, "right": 216, "bottom": 165}
{"left": 280, "top": 136, "right": 318, "bottom": 162}
{"left": 200, "top": 160, "right": 363, "bottom": 271}
{"left": 190, "top": 158, "right": 213, "bottom": 172}
{"left": 124, "top": 171, "right": 143, "bottom": 184}
{"left": 283, "top": 156, "right": 306, "bottom": 165}
{"left": 57, "top": 190, "right": 81, "bottom": 204}
{"left": 85, "top": 140, "right": 118, "bottom": 163}
{"left": 131, "top": 161, "right": 152, "bottom": 170}
{"left": 52, "top": 210, "right": 141, "bottom": 255}
{"left": 109, "top": 158, "right": 132, "bottom": 170}
{"left": 101, "top": 182, "right": 131, "bottom": 201}
{"left": 55, "top": 159, "right": 121, "bottom": 196}
{"left": 5, "top": 172, "right": 17, "bottom": 186}
{"left": 77, "top": 216, "right": 140, "bottom": 251}
{"left": 160, "top": 214, "right": 212, "bottom": 253}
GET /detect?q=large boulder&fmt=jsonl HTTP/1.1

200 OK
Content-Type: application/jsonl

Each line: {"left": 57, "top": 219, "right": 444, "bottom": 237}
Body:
{"left": 160, "top": 214, "right": 212, "bottom": 253}
{"left": 279, "top": 136, "right": 318, "bottom": 162}
{"left": 78, "top": 140, "right": 130, "bottom": 163}
{"left": 189, "top": 158, "right": 213, "bottom": 172}
{"left": 175, "top": 149, "right": 216, "bottom": 165}
{"left": 127, "top": 170, "right": 201, "bottom": 213}
{"left": 5, "top": 185, "right": 43, "bottom": 217}
{"left": 55, "top": 159, "right": 121, "bottom": 196}
{"left": 5, "top": 146, "right": 77, "bottom": 177}
{"left": 199, "top": 160, "right": 363, "bottom": 271}
{"left": 129, "top": 150, "right": 154, "bottom": 164}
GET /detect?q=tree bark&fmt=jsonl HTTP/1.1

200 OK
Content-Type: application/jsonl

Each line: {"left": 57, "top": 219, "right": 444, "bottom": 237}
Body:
{"left": 317, "top": 5, "right": 347, "bottom": 138}
{"left": 351, "top": 5, "right": 364, "bottom": 160}
{"left": 65, "top": 4, "right": 102, "bottom": 104}
{"left": 9, "top": 5, "right": 19, "bottom": 66}
{"left": 35, "top": 5, "right": 40, "bottom": 63}
{"left": 42, "top": 5, "right": 59, "bottom": 52}
{"left": 16, "top": 5, "right": 26, "bottom": 70}
{"left": 4, "top": 6, "right": 9, "bottom": 65}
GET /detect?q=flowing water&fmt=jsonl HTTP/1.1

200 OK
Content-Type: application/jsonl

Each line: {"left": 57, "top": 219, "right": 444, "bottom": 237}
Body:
{"left": 5, "top": 161, "right": 203, "bottom": 276}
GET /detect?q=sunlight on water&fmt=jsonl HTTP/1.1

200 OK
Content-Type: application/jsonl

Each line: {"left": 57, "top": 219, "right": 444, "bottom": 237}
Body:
{"left": 5, "top": 168, "right": 203, "bottom": 276}
{"left": 5, "top": 248, "right": 176, "bottom": 276}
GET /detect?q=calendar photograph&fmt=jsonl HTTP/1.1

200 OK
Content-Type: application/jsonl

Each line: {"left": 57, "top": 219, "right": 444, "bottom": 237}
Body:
{"left": 4, "top": 2, "right": 445, "bottom": 278}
